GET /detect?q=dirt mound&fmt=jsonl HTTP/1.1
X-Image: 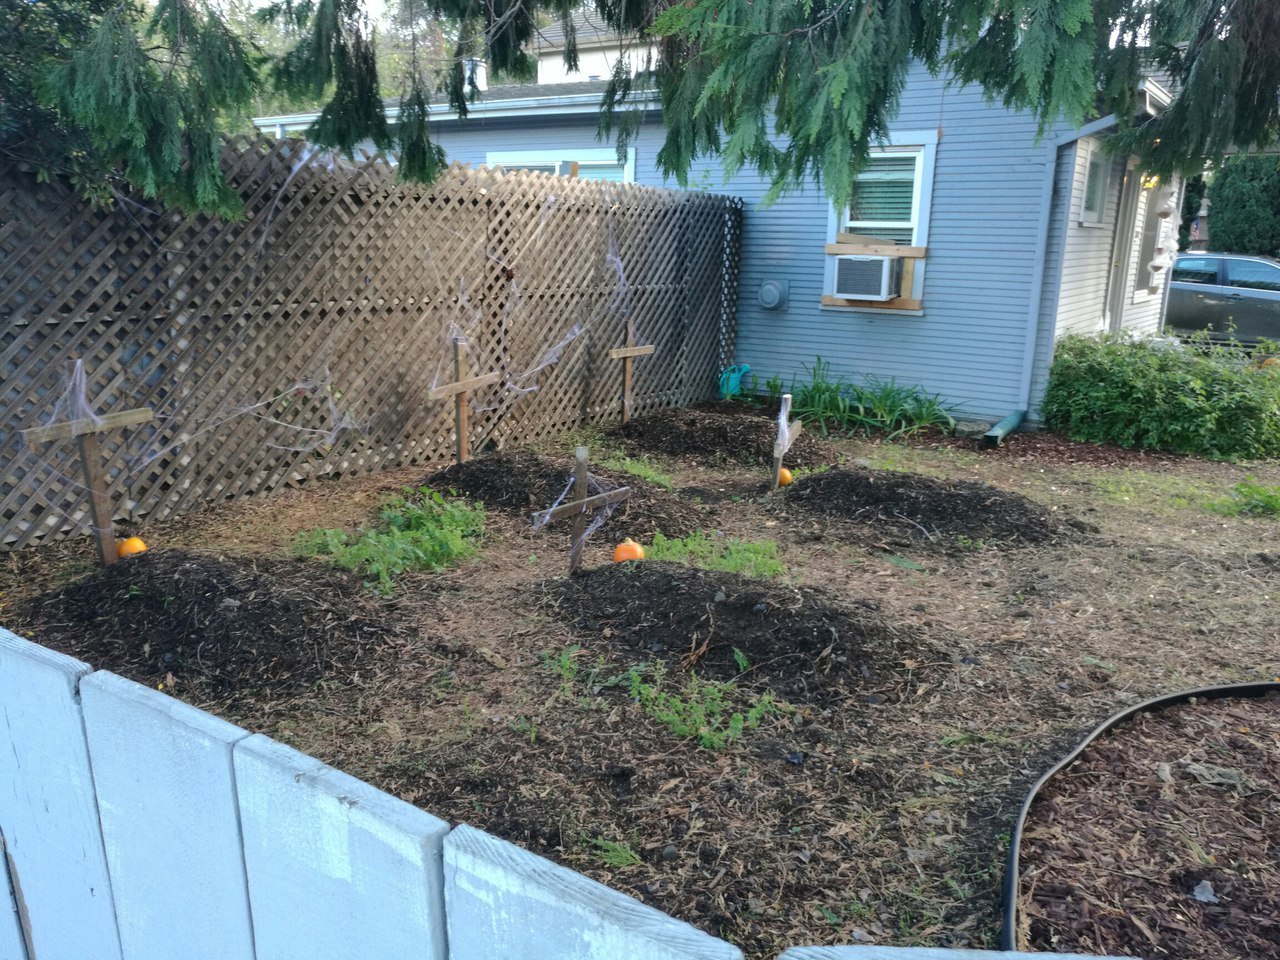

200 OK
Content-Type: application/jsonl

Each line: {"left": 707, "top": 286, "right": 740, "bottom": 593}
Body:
{"left": 427, "top": 451, "right": 704, "bottom": 537}
{"left": 544, "top": 561, "right": 926, "bottom": 702}
{"left": 786, "top": 468, "right": 1067, "bottom": 546}
{"left": 17, "top": 549, "right": 404, "bottom": 695}
{"left": 619, "top": 404, "right": 830, "bottom": 467}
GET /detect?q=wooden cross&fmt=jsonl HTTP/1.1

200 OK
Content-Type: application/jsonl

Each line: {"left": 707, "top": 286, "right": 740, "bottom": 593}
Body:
{"left": 21, "top": 406, "right": 155, "bottom": 566}
{"left": 428, "top": 337, "right": 501, "bottom": 465}
{"left": 771, "top": 393, "right": 804, "bottom": 491}
{"left": 532, "top": 447, "right": 631, "bottom": 575}
{"left": 608, "top": 318, "right": 656, "bottom": 425}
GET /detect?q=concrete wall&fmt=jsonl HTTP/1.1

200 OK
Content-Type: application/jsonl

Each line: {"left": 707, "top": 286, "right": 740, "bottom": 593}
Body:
{"left": 0, "top": 627, "right": 1129, "bottom": 960}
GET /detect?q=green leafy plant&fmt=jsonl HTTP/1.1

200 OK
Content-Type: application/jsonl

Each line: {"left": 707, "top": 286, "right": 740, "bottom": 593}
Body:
{"left": 1207, "top": 478, "right": 1280, "bottom": 516}
{"left": 540, "top": 645, "right": 582, "bottom": 683}
{"left": 1043, "top": 334, "right": 1280, "bottom": 460}
{"left": 294, "top": 487, "right": 484, "bottom": 593}
{"left": 789, "top": 357, "right": 955, "bottom": 439}
{"left": 585, "top": 835, "right": 644, "bottom": 868}
{"left": 600, "top": 454, "right": 674, "bottom": 491}
{"left": 646, "top": 530, "right": 785, "bottom": 578}
{"left": 627, "top": 664, "right": 782, "bottom": 750}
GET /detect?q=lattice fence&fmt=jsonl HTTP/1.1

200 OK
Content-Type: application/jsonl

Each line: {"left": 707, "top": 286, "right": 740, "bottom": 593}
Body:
{"left": 0, "top": 137, "right": 743, "bottom": 549}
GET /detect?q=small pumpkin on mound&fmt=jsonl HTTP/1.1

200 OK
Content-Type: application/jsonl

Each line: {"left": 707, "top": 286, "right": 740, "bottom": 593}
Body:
{"left": 777, "top": 467, "right": 794, "bottom": 486}
{"left": 612, "top": 538, "right": 645, "bottom": 562}
{"left": 116, "top": 536, "right": 148, "bottom": 558}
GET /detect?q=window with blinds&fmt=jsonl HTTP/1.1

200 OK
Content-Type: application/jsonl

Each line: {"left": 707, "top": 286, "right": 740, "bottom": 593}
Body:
{"left": 845, "top": 153, "right": 920, "bottom": 245}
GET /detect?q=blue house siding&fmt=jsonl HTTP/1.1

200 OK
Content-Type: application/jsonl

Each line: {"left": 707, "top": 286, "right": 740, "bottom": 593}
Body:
{"left": 427, "top": 69, "right": 1068, "bottom": 419}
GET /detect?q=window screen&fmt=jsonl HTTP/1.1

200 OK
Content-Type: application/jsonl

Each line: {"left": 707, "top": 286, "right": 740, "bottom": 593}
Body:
{"left": 846, "top": 154, "right": 918, "bottom": 245}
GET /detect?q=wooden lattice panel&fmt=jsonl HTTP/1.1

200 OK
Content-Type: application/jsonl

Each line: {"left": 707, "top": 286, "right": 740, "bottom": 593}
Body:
{"left": 1, "top": 138, "right": 743, "bottom": 549}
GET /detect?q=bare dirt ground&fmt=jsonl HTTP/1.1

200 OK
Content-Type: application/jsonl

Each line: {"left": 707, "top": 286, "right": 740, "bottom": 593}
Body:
{"left": 4, "top": 410, "right": 1279, "bottom": 958}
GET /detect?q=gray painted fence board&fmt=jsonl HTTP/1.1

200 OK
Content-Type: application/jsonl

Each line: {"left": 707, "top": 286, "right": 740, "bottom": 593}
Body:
{"left": 234, "top": 734, "right": 449, "bottom": 960}
{"left": 0, "top": 839, "right": 26, "bottom": 960}
{"left": 445, "top": 823, "right": 743, "bottom": 960}
{"left": 0, "top": 629, "right": 122, "bottom": 960}
{"left": 79, "top": 671, "right": 256, "bottom": 960}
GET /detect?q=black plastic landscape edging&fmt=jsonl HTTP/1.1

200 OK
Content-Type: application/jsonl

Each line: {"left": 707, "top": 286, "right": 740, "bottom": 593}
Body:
{"left": 1000, "top": 680, "right": 1280, "bottom": 951}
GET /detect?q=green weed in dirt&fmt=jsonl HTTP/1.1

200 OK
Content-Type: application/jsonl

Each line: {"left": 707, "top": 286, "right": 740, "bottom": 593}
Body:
{"left": 294, "top": 487, "right": 484, "bottom": 594}
{"left": 599, "top": 454, "right": 674, "bottom": 491}
{"left": 1207, "top": 478, "right": 1280, "bottom": 517}
{"left": 585, "top": 835, "right": 644, "bottom": 868}
{"left": 1088, "top": 469, "right": 1218, "bottom": 511}
{"left": 626, "top": 663, "right": 783, "bottom": 749}
{"left": 646, "top": 530, "right": 785, "bottom": 578}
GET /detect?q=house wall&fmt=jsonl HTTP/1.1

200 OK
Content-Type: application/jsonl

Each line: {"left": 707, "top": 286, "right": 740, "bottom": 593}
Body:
{"left": 1026, "top": 143, "right": 1077, "bottom": 420}
{"left": 431, "top": 63, "right": 1074, "bottom": 420}
{"left": 1052, "top": 138, "right": 1127, "bottom": 339}
{"left": 1120, "top": 182, "right": 1177, "bottom": 336}
{"left": 536, "top": 45, "right": 657, "bottom": 84}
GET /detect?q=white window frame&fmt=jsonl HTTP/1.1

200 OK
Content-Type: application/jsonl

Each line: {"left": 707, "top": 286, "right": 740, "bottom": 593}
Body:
{"left": 822, "top": 130, "right": 938, "bottom": 313}
{"left": 485, "top": 147, "right": 635, "bottom": 183}
{"left": 1078, "top": 139, "right": 1110, "bottom": 227}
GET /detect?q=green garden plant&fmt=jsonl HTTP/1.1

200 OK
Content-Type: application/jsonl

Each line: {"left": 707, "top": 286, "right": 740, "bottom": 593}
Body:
{"left": 646, "top": 530, "right": 785, "bottom": 578}
{"left": 626, "top": 664, "right": 782, "bottom": 750}
{"left": 295, "top": 487, "right": 484, "bottom": 593}
{"left": 789, "top": 357, "right": 955, "bottom": 439}
{"left": 1042, "top": 334, "right": 1280, "bottom": 460}
{"left": 1207, "top": 478, "right": 1280, "bottom": 517}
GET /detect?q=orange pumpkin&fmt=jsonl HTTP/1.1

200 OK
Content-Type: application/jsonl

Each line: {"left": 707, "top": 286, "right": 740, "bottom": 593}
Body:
{"left": 116, "top": 536, "right": 148, "bottom": 558}
{"left": 777, "top": 467, "right": 794, "bottom": 486}
{"left": 612, "top": 538, "right": 645, "bottom": 562}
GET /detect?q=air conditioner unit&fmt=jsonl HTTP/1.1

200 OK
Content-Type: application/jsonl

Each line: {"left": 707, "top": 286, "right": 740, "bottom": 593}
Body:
{"left": 832, "top": 255, "right": 903, "bottom": 301}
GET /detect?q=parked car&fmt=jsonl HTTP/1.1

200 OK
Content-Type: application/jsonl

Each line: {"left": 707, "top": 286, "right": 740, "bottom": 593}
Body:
{"left": 1165, "top": 252, "right": 1280, "bottom": 348}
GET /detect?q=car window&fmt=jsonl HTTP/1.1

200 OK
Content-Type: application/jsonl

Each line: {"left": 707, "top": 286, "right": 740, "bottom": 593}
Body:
{"left": 1171, "top": 257, "right": 1219, "bottom": 285}
{"left": 1225, "top": 258, "right": 1280, "bottom": 292}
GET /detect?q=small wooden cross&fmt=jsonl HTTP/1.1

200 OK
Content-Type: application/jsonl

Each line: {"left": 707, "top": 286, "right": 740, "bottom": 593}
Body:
{"left": 428, "top": 337, "right": 501, "bottom": 465}
{"left": 771, "top": 393, "right": 804, "bottom": 491}
{"left": 532, "top": 447, "right": 631, "bottom": 575}
{"left": 21, "top": 406, "right": 155, "bottom": 566}
{"left": 608, "top": 317, "right": 656, "bottom": 425}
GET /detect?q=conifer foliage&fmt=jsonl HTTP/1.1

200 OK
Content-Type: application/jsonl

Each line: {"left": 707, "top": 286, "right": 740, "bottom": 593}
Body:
{"left": 3, "top": 0, "right": 1280, "bottom": 218}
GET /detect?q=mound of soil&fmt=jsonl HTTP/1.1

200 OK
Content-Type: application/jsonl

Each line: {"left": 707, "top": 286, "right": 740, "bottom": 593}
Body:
{"left": 619, "top": 404, "right": 830, "bottom": 468}
{"left": 427, "top": 451, "right": 704, "bottom": 537}
{"left": 1018, "top": 692, "right": 1280, "bottom": 959}
{"left": 786, "top": 468, "right": 1066, "bottom": 546}
{"left": 544, "top": 561, "right": 926, "bottom": 702}
{"left": 17, "top": 549, "right": 404, "bottom": 695}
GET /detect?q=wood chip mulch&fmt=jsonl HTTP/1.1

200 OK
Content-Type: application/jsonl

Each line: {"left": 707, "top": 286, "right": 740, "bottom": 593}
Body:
{"left": 618, "top": 404, "right": 832, "bottom": 468}
{"left": 784, "top": 468, "right": 1076, "bottom": 547}
{"left": 543, "top": 561, "right": 931, "bottom": 703}
{"left": 1018, "top": 692, "right": 1280, "bottom": 959}
{"left": 425, "top": 451, "right": 706, "bottom": 537}
{"left": 13, "top": 549, "right": 408, "bottom": 696}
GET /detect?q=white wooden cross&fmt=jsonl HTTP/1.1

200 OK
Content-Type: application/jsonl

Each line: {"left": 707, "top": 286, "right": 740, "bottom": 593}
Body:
{"left": 608, "top": 316, "right": 656, "bottom": 425}
{"left": 532, "top": 447, "right": 631, "bottom": 575}
{"left": 428, "top": 336, "right": 501, "bottom": 465}
{"left": 21, "top": 405, "right": 155, "bottom": 566}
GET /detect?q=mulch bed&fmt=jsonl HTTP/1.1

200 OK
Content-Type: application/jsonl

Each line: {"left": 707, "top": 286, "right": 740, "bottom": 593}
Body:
{"left": 906, "top": 429, "right": 1196, "bottom": 468}
{"left": 542, "top": 562, "right": 929, "bottom": 703}
{"left": 426, "top": 451, "right": 705, "bottom": 537}
{"left": 1018, "top": 693, "right": 1280, "bottom": 959}
{"left": 619, "top": 404, "right": 831, "bottom": 468}
{"left": 784, "top": 468, "right": 1072, "bottom": 547}
{"left": 13, "top": 549, "right": 406, "bottom": 696}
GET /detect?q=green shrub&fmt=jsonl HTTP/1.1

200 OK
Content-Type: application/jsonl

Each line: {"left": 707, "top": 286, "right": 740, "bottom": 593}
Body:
{"left": 295, "top": 487, "right": 485, "bottom": 593}
{"left": 1207, "top": 478, "right": 1280, "bottom": 517}
{"left": 1042, "top": 334, "right": 1280, "bottom": 460}
{"left": 789, "top": 357, "right": 955, "bottom": 438}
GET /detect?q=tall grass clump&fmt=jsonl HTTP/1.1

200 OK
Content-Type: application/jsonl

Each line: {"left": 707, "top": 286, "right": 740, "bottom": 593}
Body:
{"left": 789, "top": 357, "right": 955, "bottom": 438}
{"left": 1042, "top": 334, "right": 1280, "bottom": 460}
